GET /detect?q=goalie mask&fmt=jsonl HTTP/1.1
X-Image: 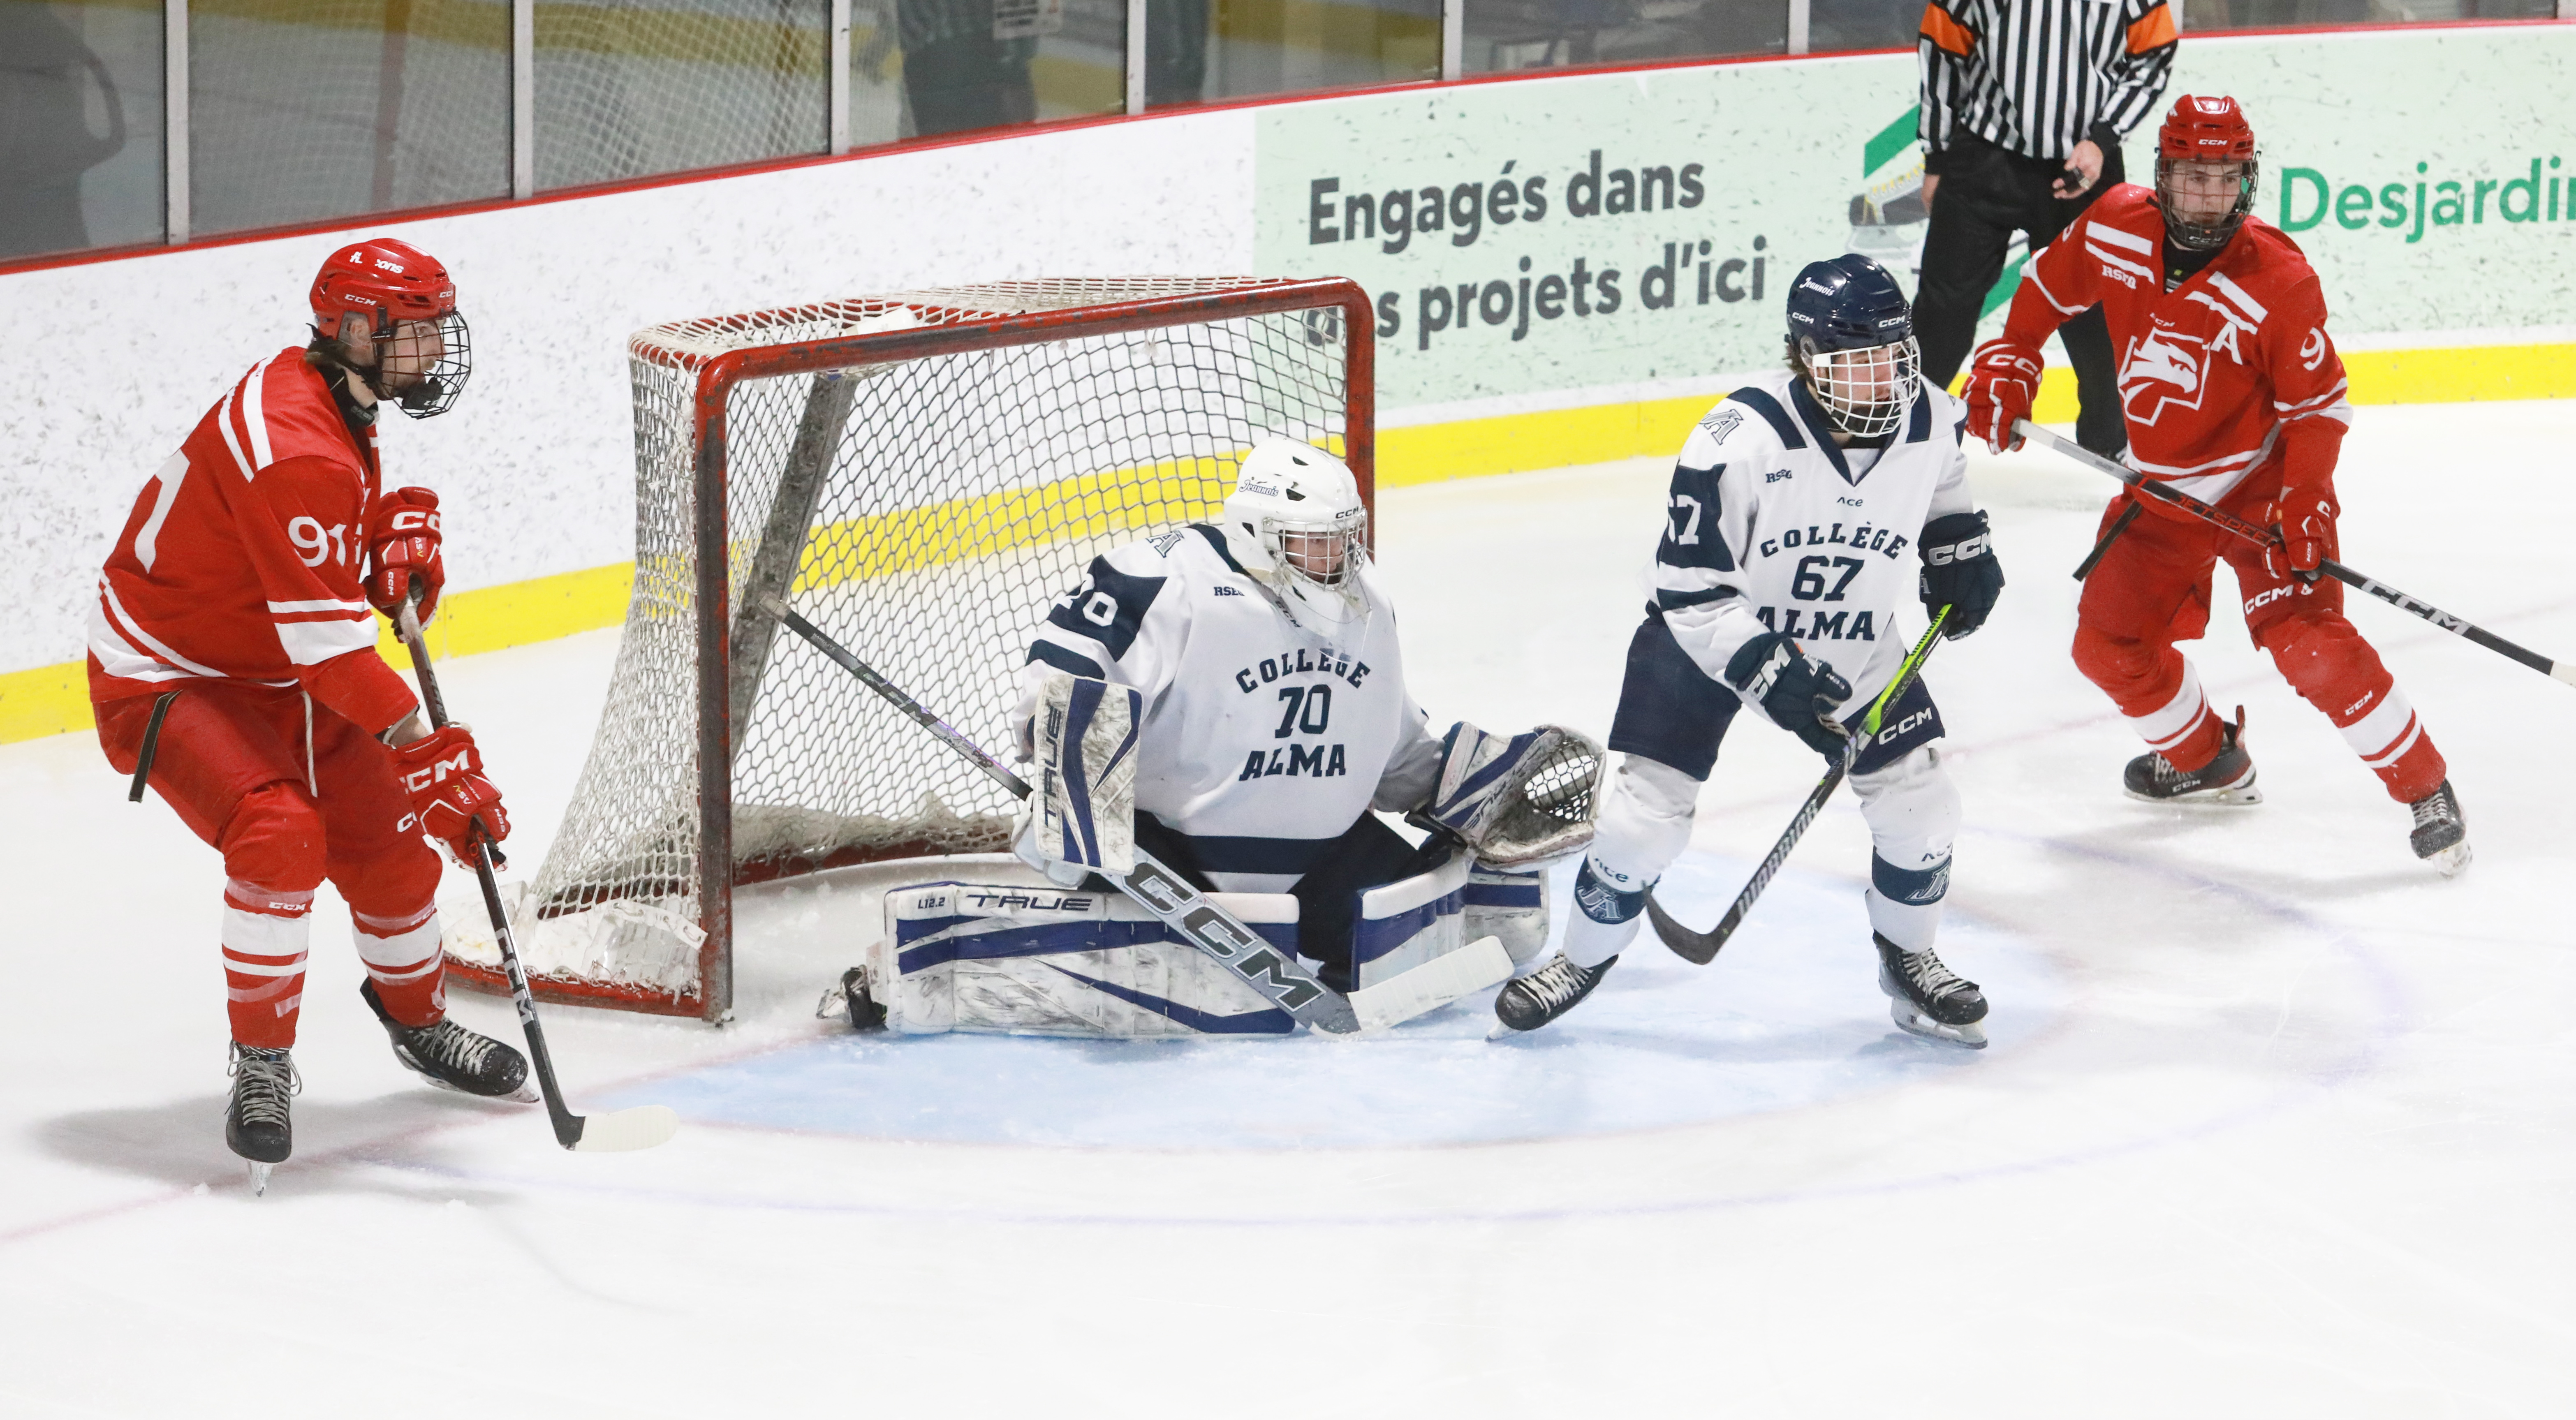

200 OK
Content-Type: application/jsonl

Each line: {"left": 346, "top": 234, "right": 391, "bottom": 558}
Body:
{"left": 1222, "top": 440, "right": 1372, "bottom": 622}
{"left": 1784, "top": 253, "right": 1920, "bottom": 440}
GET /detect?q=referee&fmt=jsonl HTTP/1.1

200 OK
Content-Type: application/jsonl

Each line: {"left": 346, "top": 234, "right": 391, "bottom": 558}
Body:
{"left": 1916, "top": 0, "right": 2177, "bottom": 458}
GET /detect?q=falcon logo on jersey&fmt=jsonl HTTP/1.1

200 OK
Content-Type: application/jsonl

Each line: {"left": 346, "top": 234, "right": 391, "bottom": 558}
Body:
{"left": 2118, "top": 328, "right": 2209, "bottom": 427}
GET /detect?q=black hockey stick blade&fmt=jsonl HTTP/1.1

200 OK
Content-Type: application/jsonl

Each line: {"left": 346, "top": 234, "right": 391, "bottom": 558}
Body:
{"left": 2016, "top": 419, "right": 2575, "bottom": 688}
{"left": 396, "top": 592, "right": 678, "bottom": 1154}
{"left": 1650, "top": 608, "right": 1951, "bottom": 964}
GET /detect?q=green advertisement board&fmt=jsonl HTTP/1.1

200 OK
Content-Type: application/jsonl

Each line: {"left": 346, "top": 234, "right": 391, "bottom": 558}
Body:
{"left": 1252, "top": 26, "right": 2576, "bottom": 415}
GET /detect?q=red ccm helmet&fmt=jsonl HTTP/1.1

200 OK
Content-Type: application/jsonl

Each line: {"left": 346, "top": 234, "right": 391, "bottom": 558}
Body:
{"left": 308, "top": 237, "right": 472, "bottom": 418}
{"left": 2156, "top": 95, "right": 2260, "bottom": 253}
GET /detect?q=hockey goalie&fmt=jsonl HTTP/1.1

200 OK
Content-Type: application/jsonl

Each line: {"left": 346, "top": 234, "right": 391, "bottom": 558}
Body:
{"left": 824, "top": 441, "right": 1605, "bottom": 1038}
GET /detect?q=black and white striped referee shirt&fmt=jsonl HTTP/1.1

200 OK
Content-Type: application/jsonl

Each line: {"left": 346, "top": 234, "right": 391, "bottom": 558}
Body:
{"left": 1917, "top": 0, "right": 2178, "bottom": 169}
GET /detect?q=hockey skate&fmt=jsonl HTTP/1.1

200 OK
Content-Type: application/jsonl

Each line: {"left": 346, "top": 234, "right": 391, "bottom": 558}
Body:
{"left": 815, "top": 966, "right": 887, "bottom": 1031}
{"left": 2124, "top": 707, "right": 2260, "bottom": 805}
{"left": 361, "top": 981, "right": 535, "bottom": 1101}
{"left": 226, "top": 1043, "right": 298, "bottom": 1195}
{"left": 1490, "top": 954, "right": 1615, "bottom": 1036}
{"left": 2408, "top": 779, "right": 2472, "bottom": 877}
{"left": 1874, "top": 934, "right": 1988, "bottom": 1048}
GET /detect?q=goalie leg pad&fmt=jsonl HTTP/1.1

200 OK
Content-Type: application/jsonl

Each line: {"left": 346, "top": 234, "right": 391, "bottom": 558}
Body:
{"left": 1850, "top": 744, "right": 1958, "bottom": 953}
{"left": 1563, "top": 754, "right": 1701, "bottom": 968}
{"left": 871, "top": 882, "right": 1298, "bottom": 1038}
{"left": 1347, "top": 853, "right": 1514, "bottom": 1029}
{"left": 1018, "top": 670, "right": 1142, "bottom": 880}
{"left": 1465, "top": 865, "right": 1549, "bottom": 965}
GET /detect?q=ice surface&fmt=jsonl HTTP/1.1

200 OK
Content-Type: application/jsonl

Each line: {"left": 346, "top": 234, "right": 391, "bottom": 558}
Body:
{"left": 5, "top": 402, "right": 2573, "bottom": 1417}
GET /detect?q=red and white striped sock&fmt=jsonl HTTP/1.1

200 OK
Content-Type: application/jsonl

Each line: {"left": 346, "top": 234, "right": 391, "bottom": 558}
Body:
{"left": 2333, "top": 682, "right": 2447, "bottom": 804}
{"left": 2124, "top": 661, "right": 2226, "bottom": 772}
{"left": 353, "top": 902, "right": 446, "bottom": 1026}
{"left": 223, "top": 878, "right": 313, "bottom": 1048}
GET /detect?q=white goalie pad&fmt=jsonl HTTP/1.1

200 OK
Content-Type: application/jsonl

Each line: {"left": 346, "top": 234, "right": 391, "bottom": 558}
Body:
{"left": 1346, "top": 853, "right": 1516, "bottom": 1030}
{"left": 1420, "top": 722, "right": 1610, "bottom": 869}
{"left": 1023, "top": 670, "right": 1140, "bottom": 879}
{"left": 1465, "top": 864, "right": 1551, "bottom": 966}
{"left": 870, "top": 881, "right": 1299, "bottom": 1038}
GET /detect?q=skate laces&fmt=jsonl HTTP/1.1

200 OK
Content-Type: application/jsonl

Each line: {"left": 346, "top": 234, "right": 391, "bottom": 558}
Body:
{"left": 1519, "top": 957, "right": 1595, "bottom": 1010}
{"left": 1900, "top": 950, "right": 1971, "bottom": 1002}
{"left": 411, "top": 1020, "right": 501, "bottom": 1077}
{"left": 2410, "top": 788, "right": 2459, "bottom": 830}
{"left": 227, "top": 1045, "right": 301, "bottom": 1125}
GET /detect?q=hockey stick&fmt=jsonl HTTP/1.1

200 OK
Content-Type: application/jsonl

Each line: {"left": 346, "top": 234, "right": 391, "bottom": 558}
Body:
{"left": 394, "top": 594, "right": 680, "bottom": 1152}
{"left": 2017, "top": 419, "right": 2576, "bottom": 688}
{"left": 1644, "top": 606, "right": 1953, "bottom": 966}
{"left": 767, "top": 600, "right": 1367, "bottom": 1034}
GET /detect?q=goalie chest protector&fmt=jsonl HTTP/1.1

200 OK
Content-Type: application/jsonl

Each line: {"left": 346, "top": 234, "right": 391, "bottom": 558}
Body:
{"left": 1029, "top": 525, "right": 1426, "bottom": 893}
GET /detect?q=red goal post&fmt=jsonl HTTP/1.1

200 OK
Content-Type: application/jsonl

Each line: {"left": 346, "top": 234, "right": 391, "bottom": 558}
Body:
{"left": 440, "top": 277, "right": 1377, "bottom": 1021}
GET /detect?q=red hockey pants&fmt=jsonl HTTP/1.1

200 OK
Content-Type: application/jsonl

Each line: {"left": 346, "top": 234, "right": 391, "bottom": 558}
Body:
{"left": 2071, "top": 491, "right": 2444, "bottom": 804}
{"left": 96, "top": 681, "right": 447, "bottom": 1048}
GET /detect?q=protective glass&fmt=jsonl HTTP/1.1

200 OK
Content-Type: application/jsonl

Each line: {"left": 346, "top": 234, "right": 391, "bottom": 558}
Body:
{"left": 1803, "top": 336, "right": 1921, "bottom": 438}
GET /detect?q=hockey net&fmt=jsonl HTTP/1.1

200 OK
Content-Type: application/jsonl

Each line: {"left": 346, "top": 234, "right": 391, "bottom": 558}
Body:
{"left": 440, "top": 277, "right": 1375, "bottom": 1019}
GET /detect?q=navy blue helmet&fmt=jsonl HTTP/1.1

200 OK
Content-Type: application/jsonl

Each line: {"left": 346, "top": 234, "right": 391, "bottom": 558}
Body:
{"left": 1783, "top": 253, "right": 1913, "bottom": 355}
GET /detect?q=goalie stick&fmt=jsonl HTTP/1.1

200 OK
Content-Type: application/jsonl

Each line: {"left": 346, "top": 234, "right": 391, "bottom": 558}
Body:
{"left": 395, "top": 592, "right": 680, "bottom": 1153}
{"left": 767, "top": 600, "right": 1370, "bottom": 1035}
{"left": 2016, "top": 419, "right": 2576, "bottom": 689}
{"left": 1646, "top": 606, "right": 1953, "bottom": 966}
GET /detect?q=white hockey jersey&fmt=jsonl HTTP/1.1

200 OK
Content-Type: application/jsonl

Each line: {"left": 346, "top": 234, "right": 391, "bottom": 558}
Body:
{"left": 1651, "top": 369, "right": 1976, "bottom": 712}
{"left": 1026, "top": 525, "right": 1439, "bottom": 893}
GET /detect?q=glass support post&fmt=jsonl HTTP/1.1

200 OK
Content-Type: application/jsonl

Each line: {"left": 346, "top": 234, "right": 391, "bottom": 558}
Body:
{"left": 511, "top": 0, "right": 534, "bottom": 197}
{"left": 164, "top": 0, "right": 189, "bottom": 243}
{"left": 829, "top": 0, "right": 852, "bottom": 153}
{"left": 1125, "top": 0, "right": 1148, "bottom": 114}
{"left": 1441, "top": 0, "right": 1461, "bottom": 81}
{"left": 1787, "top": 0, "right": 1810, "bottom": 55}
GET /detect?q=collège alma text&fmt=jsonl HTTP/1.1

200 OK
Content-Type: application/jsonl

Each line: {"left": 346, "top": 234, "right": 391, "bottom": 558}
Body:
{"left": 1304, "top": 152, "right": 1769, "bottom": 350}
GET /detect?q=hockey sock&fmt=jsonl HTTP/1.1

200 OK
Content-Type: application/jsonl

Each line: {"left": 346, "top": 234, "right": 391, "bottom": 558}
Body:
{"left": 1563, "top": 859, "right": 1646, "bottom": 969}
{"left": 2267, "top": 618, "right": 2448, "bottom": 803}
{"left": 353, "top": 903, "right": 447, "bottom": 1026}
{"left": 1563, "top": 756, "right": 1701, "bottom": 969}
{"left": 1852, "top": 746, "right": 1958, "bottom": 952}
{"left": 2122, "top": 661, "right": 2226, "bottom": 772}
{"left": 223, "top": 878, "right": 313, "bottom": 1049}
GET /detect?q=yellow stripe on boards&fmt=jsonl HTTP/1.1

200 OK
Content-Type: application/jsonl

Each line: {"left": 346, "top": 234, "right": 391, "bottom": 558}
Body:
{"left": 5, "top": 344, "right": 2568, "bottom": 744}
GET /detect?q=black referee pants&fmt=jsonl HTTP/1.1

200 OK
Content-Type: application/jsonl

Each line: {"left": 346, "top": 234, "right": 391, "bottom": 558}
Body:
{"left": 1915, "top": 131, "right": 2127, "bottom": 459}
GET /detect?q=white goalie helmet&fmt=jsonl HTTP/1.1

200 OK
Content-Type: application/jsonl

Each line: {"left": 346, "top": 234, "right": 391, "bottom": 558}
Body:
{"left": 1221, "top": 440, "right": 1372, "bottom": 622}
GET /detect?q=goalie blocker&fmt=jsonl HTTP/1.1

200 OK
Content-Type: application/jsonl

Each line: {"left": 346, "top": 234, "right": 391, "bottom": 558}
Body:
{"left": 829, "top": 685, "right": 1601, "bottom": 1038}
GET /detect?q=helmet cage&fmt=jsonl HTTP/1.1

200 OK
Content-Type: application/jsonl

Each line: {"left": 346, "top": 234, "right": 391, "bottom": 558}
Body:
{"left": 2155, "top": 154, "right": 2260, "bottom": 253}
{"left": 1256, "top": 505, "right": 1370, "bottom": 599}
{"left": 1799, "top": 335, "right": 1920, "bottom": 439}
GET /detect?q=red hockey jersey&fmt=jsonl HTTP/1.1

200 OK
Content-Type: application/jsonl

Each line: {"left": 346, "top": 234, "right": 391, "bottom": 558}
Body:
{"left": 2000, "top": 185, "right": 2352, "bottom": 516}
{"left": 88, "top": 349, "right": 419, "bottom": 734}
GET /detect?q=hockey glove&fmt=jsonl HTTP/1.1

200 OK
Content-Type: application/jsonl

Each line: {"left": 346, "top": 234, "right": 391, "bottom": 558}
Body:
{"left": 1963, "top": 342, "right": 2043, "bottom": 454}
{"left": 366, "top": 487, "right": 445, "bottom": 622}
{"left": 1919, "top": 509, "right": 2004, "bottom": 637}
{"left": 1724, "top": 632, "right": 1854, "bottom": 761}
{"left": 391, "top": 724, "right": 510, "bottom": 867}
{"left": 2257, "top": 485, "right": 2337, "bottom": 585}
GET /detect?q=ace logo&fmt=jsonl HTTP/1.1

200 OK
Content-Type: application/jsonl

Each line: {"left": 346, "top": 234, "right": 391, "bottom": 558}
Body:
{"left": 2118, "top": 328, "right": 2209, "bottom": 427}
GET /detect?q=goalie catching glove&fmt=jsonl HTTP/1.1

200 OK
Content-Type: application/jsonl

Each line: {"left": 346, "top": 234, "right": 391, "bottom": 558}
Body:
{"left": 1011, "top": 670, "right": 1142, "bottom": 888}
{"left": 1412, "top": 721, "right": 1608, "bottom": 868}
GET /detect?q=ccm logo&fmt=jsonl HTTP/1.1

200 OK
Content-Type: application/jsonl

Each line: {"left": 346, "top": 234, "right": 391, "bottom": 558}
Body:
{"left": 389, "top": 509, "right": 440, "bottom": 532}
{"left": 401, "top": 749, "right": 472, "bottom": 792}
{"left": 1925, "top": 534, "right": 1986, "bottom": 566}
{"left": 1877, "top": 708, "right": 1934, "bottom": 742}
{"left": 2245, "top": 584, "right": 2296, "bottom": 613}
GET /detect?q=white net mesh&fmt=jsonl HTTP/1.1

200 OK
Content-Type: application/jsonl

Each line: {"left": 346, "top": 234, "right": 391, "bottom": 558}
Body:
{"left": 445, "top": 278, "right": 1358, "bottom": 1011}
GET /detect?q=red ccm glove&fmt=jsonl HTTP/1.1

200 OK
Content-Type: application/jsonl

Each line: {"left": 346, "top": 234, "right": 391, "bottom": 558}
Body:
{"left": 391, "top": 724, "right": 510, "bottom": 867}
{"left": 367, "top": 486, "right": 445, "bottom": 622}
{"left": 1963, "top": 341, "right": 2044, "bottom": 454}
{"left": 2258, "top": 483, "right": 2338, "bottom": 585}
